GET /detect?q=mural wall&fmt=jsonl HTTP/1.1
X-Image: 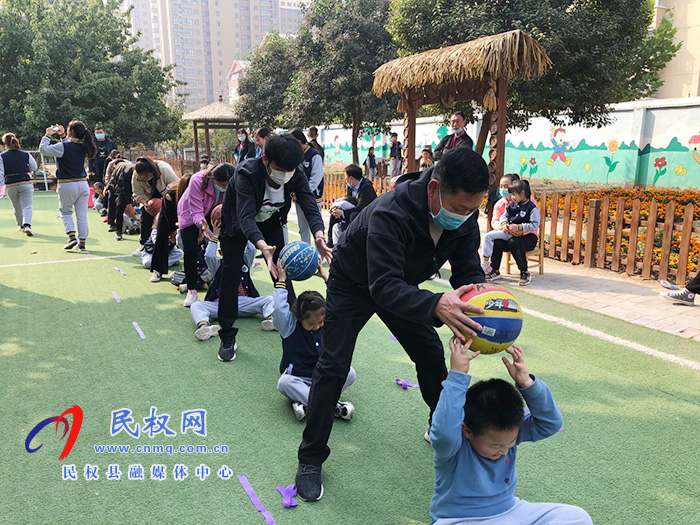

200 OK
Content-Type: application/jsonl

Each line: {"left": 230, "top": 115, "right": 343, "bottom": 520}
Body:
{"left": 316, "top": 97, "right": 700, "bottom": 189}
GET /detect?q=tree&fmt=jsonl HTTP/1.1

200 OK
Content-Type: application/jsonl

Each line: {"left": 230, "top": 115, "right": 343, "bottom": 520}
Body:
{"left": 283, "top": 0, "right": 400, "bottom": 164}
{"left": 388, "top": 0, "right": 680, "bottom": 134}
{"left": 235, "top": 32, "right": 297, "bottom": 129}
{"left": 0, "top": 0, "right": 182, "bottom": 148}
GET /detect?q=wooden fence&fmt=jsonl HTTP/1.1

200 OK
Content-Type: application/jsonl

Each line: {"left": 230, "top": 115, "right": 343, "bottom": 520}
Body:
{"left": 321, "top": 172, "right": 394, "bottom": 209}
{"left": 538, "top": 191, "right": 699, "bottom": 283}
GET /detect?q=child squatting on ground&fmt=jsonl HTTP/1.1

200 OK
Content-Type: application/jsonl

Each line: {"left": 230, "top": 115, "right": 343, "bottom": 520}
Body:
{"left": 429, "top": 339, "right": 592, "bottom": 524}
{"left": 272, "top": 259, "right": 356, "bottom": 422}
{"left": 481, "top": 178, "right": 540, "bottom": 286}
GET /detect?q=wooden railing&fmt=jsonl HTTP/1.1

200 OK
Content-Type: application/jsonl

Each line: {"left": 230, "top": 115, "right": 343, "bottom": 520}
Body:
{"left": 320, "top": 172, "right": 395, "bottom": 209}
{"left": 538, "top": 191, "right": 699, "bottom": 283}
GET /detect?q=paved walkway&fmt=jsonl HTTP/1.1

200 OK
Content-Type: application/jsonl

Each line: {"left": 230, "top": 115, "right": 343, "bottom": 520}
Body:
{"left": 289, "top": 207, "right": 700, "bottom": 342}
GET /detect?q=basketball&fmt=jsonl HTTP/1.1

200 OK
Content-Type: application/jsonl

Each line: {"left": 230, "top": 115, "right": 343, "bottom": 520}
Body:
{"left": 279, "top": 241, "right": 319, "bottom": 281}
{"left": 211, "top": 204, "right": 223, "bottom": 224}
{"left": 460, "top": 283, "right": 523, "bottom": 354}
{"left": 146, "top": 198, "right": 162, "bottom": 216}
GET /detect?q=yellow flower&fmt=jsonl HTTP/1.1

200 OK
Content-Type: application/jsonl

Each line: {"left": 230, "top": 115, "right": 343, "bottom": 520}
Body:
{"left": 674, "top": 164, "right": 687, "bottom": 176}
{"left": 607, "top": 140, "right": 619, "bottom": 154}
{"left": 583, "top": 162, "right": 591, "bottom": 171}
{"left": 520, "top": 155, "right": 527, "bottom": 165}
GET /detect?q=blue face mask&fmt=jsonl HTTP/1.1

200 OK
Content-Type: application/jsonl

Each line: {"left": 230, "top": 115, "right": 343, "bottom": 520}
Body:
{"left": 452, "top": 127, "right": 463, "bottom": 135}
{"left": 500, "top": 188, "right": 510, "bottom": 199}
{"left": 430, "top": 189, "right": 474, "bottom": 230}
{"left": 95, "top": 133, "right": 105, "bottom": 140}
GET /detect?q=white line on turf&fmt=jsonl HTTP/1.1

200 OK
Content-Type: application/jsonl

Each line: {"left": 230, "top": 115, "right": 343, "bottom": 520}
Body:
{"left": 432, "top": 277, "right": 700, "bottom": 372}
{"left": 0, "top": 254, "right": 132, "bottom": 269}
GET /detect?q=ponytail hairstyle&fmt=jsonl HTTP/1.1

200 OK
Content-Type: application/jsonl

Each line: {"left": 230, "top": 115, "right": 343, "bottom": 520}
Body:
{"left": 67, "top": 120, "right": 97, "bottom": 159}
{"left": 502, "top": 173, "right": 520, "bottom": 184}
{"left": 508, "top": 178, "right": 531, "bottom": 200}
{"left": 199, "top": 162, "right": 234, "bottom": 192}
{"left": 2, "top": 132, "right": 21, "bottom": 150}
{"left": 291, "top": 291, "right": 326, "bottom": 321}
{"left": 176, "top": 173, "right": 192, "bottom": 204}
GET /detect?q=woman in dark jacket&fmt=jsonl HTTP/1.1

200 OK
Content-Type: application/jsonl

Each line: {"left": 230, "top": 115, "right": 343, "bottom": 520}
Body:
{"left": 235, "top": 128, "right": 256, "bottom": 165}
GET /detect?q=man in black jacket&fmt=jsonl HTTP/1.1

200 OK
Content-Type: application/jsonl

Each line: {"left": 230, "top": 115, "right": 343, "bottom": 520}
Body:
{"left": 433, "top": 112, "right": 474, "bottom": 161}
{"left": 88, "top": 126, "right": 118, "bottom": 184}
{"left": 294, "top": 147, "right": 490, "bottom": 502}
{"left": 327, "top": 164, "right": 377, "bottom": 247}
{"left": 217, "top": 134, "right": 332, "bottom": 362}
{"left": 307, "top": 126, "right": 325, "bottom": 161}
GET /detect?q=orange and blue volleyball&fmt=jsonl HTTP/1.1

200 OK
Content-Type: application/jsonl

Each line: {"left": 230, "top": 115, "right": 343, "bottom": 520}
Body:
{"left": 459, "top": 283, "right": 523, "bottom": 354}
{"left": 279, "top": 241, "right": 319, "bottom": 281}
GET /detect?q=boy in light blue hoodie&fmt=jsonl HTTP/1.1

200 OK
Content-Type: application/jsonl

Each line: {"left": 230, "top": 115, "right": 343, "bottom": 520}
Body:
{"left": 429, "top": 339, "right": 592, "bottom": 524}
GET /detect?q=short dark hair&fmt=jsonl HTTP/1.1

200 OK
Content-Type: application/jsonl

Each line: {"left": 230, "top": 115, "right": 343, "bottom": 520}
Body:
{"left": 452, "top": 111, "right": 466, "bottom": 121}
{"left": 290, "top": 128, "right": 307, "bottom": 145}
{"left": 255, "top": 127, "right": 271, "bottom": 139}
{"left": 308, "top": 126, "right": 319, "bottom": 138}
{"left": 509, "top": 179, "right": 531, "bottom": 200}
{"left": 212, "top": 163, "right": 235, "bottom": 182}
{"left": 368, "top": 146, "right": 374, "bottom": 152}
{"left": 292, "top": 291, "right": 326, "bottom": 321}
{"left": 464, "top": 378, "right": 524, "bottom": 437}
{"left": 237, "top": 128, "right": 248, "bottom": 136}
{"left": 94, "top": 181, "right": 104, "bottom": 190}
{"left": 344, "top": 164, "right": 362, "bottom": 181}
{"left": 264, "top": 135, "right": 304, "bottom": 171}
{"left": 390, "top": 132, "right": 398, "bottom": 138}
{"left": 430, "top": 147, "right": 489, "bottom": 195}
{"left": 94, "top": 125, "right": 104, "bottom": 131}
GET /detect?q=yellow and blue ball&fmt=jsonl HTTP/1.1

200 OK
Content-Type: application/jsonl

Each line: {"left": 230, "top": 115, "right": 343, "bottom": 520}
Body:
{"left": 460, "top": 283, "right": 523, "bottom": 354}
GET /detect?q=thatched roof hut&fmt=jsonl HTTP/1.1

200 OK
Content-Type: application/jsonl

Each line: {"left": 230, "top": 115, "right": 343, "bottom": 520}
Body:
{"left": 182, "top": 95, "right": 244, "bottom": 160}
{"left": 371, "top": 29, "right": 551, "bottom": 176}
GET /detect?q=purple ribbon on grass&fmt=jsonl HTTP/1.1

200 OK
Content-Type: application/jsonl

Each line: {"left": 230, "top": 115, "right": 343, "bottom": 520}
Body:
{"left": 132, "top": 322, "right": 146, "bottom": 339}
{"left": 238, "top": 475, "right": 276, "bottom": 524}
{"left": 112, "top": 291, "right": 121, "bottom": 304}
{"left": 114, "top": 266, "right": 126, "bottom": 276}
{"left": 387, "top": 334, "right": 398, "bottom": 342}
{"left": 276, "top": 484, "right": 298, "bottom": 508}
{"left": 395, "top": 378, "right": 420, "bottom": 389}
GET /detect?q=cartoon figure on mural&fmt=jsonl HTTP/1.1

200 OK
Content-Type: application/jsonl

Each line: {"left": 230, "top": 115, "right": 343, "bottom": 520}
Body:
{"left": 546, "top": 127, "right": 572, "bottom": 167}
{"left": 690, "top": 132, "right": 700, "bottom": 165}
{"left": 332, "top": 135, "right": 342, "bottom": 161}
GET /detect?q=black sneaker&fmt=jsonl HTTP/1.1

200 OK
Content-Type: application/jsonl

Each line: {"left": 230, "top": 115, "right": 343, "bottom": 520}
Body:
{"left": 661, "top": 288, "right": 695, "bottom": 306}
{"left": 22, "top": 224, "right": 33, "bottom": 236}
{"left": 115, "top": 232, "right": 123, "bottom": 241}
{"left": 78, "top": 243, "right": 86, "bottom": 251}
{"left": 485, "top": 269, "right": 501, "bottom": 281}
{"left": 519, "top": 271, "right": 531, "bottom": 286}
{"left": 295, "top": 463, "right": 323, "bottom": 502}
{"left": 217, "top": 337, "right": 237, "bottom": 362}
{"left": 64, "top": 237, "right": 78, "bottom": 250}
{"left": 107, "top": 226, "right": 117, "bottom": 232}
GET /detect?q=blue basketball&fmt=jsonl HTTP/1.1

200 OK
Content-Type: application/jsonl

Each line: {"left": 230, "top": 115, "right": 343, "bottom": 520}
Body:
{"left": 279, "top": 241, "right": 319, "bottom": 281}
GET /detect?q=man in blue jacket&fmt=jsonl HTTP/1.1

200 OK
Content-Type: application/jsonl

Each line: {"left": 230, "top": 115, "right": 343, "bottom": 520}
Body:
{"left": 295, "top": 147, "right": 491, "bottom": 501}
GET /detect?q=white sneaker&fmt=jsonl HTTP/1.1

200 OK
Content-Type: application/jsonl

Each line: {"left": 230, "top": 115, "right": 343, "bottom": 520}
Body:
{"left": 183, "top": 290, "right": 198, "bottom": 307}
{"left": 150, "top": 271, "right": 162, "bottom": 283}
{"left": 481, "top": 260, "right": 492, "bottom": 274}
{"left": 194, "top": 323, "right": 221, "bottom": 341}
{"left": 424, "top": 430, "right": 431, "bottom": 443}
{"left": 334, "top": 401, "right": 355, "bottom": 421}
{"left": 260, "top": 316, "right": 276, "bottom": 331}
{"left": 179, "top": 283, "right": 188, "bottom": 294}
{"left": 131, "top": 246, "right": 145, "bottom": 257}
{"left": 292, "top": 402, "right": 307, "bottom": 421}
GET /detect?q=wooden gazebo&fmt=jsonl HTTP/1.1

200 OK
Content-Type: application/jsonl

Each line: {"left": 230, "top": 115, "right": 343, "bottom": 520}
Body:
{"left": 372, "top": 30, "right": 551, "bottom": 187}
{"left": 182, "top": 95, "right": 243, "bottom": 161}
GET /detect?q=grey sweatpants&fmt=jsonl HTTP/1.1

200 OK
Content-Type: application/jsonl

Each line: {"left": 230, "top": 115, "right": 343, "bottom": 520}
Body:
{"left": 277, "top": 366, "right": 356, "bottom": 406}
{"left": 6, "top": 183, "right": 33, "bottom": 226}
{"left": 141, "top": 248, "right": 184, "bottom": 270}
{"left": 433, "top": 498, "right": 592, "bottom": 525}
{"left": 482, "top": 229, "right": 512, "bottom": 259}
{"left": 190, "top": 296, "right": 274, "bottom": 326}
{"left": 57, "top": 180, "right": 90, "bottom": 240}
{"left": 296, "top": 201, "right": 323, "bottom": 245}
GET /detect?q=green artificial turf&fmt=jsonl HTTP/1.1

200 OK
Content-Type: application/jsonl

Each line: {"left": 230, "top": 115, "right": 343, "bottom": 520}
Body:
{"left": 1, "top": 195, "right": 700, "bottom": 524}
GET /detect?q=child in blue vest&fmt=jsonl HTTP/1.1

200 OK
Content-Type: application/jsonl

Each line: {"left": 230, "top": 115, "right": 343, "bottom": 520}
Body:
{"left": 429, "top": 339, "right": 592, "bottom": 524}
{"left": 273, "top": 259, "right": 356, "bottom": 421}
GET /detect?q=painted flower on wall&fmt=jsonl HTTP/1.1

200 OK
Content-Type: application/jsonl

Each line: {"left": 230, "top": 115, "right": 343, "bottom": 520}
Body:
{"left": 674, "top": 164, "right": 687, "bottom": 177}
{"left": 653, "top": 157, "right": 667, "bottom": 186}
{"left": 530, "top": 157, "right": 536, "bottom": 165}
{"left": 607, "top": 139, "right": 619, "bottom": 154}
{"left": 603, "top": 139, "right": 620, "bottom": 183}
{"left": 519, "top": 155, "right": 528, "bottom": 176}
{"left": 583, "top": 162, "right": 591, "bottom": 171}
{"left": 526, "top": 158, "right": 538, "bottom": 178}
{"left": 520, "top": 156, "right": 527, "bottom": 165}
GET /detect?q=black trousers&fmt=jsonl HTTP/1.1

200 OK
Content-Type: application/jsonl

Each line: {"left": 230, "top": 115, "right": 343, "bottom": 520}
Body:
{"left": 180, "top": 224, "right": 201, "bottom": 290}
{"left": 217, "top": 214, "right": 295, "bottom": 341}
{"left": 139, "top": 209, "right": 155, "bottom": 246}
{"left": 115, "top": 194, "right": 129, "bottom": 233}
{"left": 107, "top": 189, "right": 116, "bottom": 227}
{"left": 491, "top": 234, "right": 538, "bottom": 273}
{"left": 298, "top": 264, "right": 448, "bottom": 466}
{"left": 151, "top": 192, "right": 177, "bottom": 275}
{"left": 686, "top": 273, "right": 700, "bottom": 293}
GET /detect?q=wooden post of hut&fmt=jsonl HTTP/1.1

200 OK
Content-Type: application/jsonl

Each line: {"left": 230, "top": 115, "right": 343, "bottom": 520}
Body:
{"left": 183, "top": 95, "right": 243, "bottom": 164}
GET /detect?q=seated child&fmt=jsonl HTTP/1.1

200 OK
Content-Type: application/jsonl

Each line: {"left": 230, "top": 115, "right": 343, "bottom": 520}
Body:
{"left": 481, "top": 179, "right": 540, "bottom": 286}
{"left": 429, "top": 339, "right": 592, "bottom": 525}
{"left": 93, "top": 182, "right": 107, "bottom": 215}
{"left": 190, "top": 240, "right": 274, "bottom": 341}
{"left": 419, "top": 148, "right": 434, "bottom": 171}
{"left": 273, "top": 259, "right": 356, "bottom": 422}
{"left": 141, "top": 227, "right": 183, "bottom": 270}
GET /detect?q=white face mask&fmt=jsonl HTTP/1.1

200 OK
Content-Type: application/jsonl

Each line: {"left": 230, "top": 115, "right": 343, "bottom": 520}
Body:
{"left": 269, "top": 167, "right": 295, "bottom": 185}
